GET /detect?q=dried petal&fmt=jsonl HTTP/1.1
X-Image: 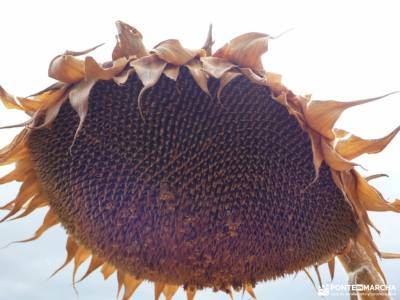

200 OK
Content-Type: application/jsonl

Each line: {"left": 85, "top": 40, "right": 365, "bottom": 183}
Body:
{"left": 186, "top": 60, "right": 210, "bottom": 96}
{"left": 113, "top": 68, "right": 136, "bottom": 86}
{"left": 122, "top": 273, "right": 142, "bottom": 300}
{"left": 354, "top": 171, "right": 400, "bottom": 212}
{"left": 217, "top": 71, "right": 241, "bottom": 100}
{"left": 77, "top": 255, "right": 104, "bottom": 282}
{"left": 153, "top": 39, "right": 201, "bottom": 65}
{"left": 0, "top": 85, "right": 22, "bottom": 110}
{"left": 85, "top": 56, "right": 129, "bottom": 81}
{"left": 186, "top": 288, "right": 196, "bottom": 300}
{"left": 48, "top": 55, "right": 85, "bottom": 83}
{"left": 335, "top": 126, "right": 400, "bottom": 160}
{"left": 163, "top": 65, "right": 180, "bottom": 81}
{"left": 304, "top": 92, "right": 398, "bottom": 140}
{"left": 214, "top": 32, "right": 270, "bottom": 75}
{"left": 244, "top": 284, "right": 256, "bottom": 299}
{"left": 202, "top": 24, "right": 214, "bottom": 56}
{"left": 101, "top": 263, "right": 116, "bottom": 280}
{"left": 200, "top": 57, "right": 235, "bottom": 78}
{"left": 131, "top": 54, "right": 167, "bottom": 117}
{"left": 163, "top": 285, "right": 179, "bottom": 300}
{"left": 328, "top": 257, "right": 335, "bottom": 281}
{"left": 72, "top": 247, "right": 91, "bottom": 284}
{"left": 50, "top": 236, "right": 79, "bottom": 278}
{"left": 113, "top": 20, "right": 148, "bottom": 60}
{"left": 321, "top": 138, "right": 358, "bottom": 171}
{"left": 154, "top": 282, "right": 166, "bottom": 300}
{"left": 240, "top": 68, "right": 266, "bottom": 85}
{"left": 13, "top": 209, "right": 58, "bottom": 243}
{"left": 68, "top": 79, "right": 97, "bottom": 143}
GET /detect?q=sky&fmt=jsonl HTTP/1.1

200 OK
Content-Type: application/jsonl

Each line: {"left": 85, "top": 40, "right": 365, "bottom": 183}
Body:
{"left": 0, "top": 0, "right": 400, "bottom": 299}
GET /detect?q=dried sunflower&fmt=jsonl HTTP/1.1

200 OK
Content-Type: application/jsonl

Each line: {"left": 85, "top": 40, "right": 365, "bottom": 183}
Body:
{"left": 1, "top": 21, "right": 399, "bottom": 300}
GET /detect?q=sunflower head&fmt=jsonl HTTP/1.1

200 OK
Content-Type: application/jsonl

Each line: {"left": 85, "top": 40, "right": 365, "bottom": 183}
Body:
{"left": 1, "top": 21, "right": 399, "bottom": 299}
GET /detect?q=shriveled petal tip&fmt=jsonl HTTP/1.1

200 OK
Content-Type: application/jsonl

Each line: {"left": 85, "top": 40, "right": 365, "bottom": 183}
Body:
{"left": 200, "top": 57, "right": 236, "bottom": 79}
{"left": 48, "top": 55, "right": 85, "bottom": 83}
{"left": 68, "top": 79, "right": 97, "bottom": 143}
{"left": 0, "top": 85, "right": 22, "bottom": 110}
{"left": 163, "top": 285, "right": 179, "bottom": 300}
{"left": 321, "top": 138, "right": 358, "bottom": 171}
{"left": 122, "top": 274, "right": 142, "bottom": 300}
{"left": 355, "top": 171, "right": 400, "bottom": 212}
{"left": 213, "top": 32, "right": 270, "bottom": 75}
{"left": 305, "top": 92, "right": 399, "bottom": 140}
{"left": 186, "top": 288, "right": 196, "bottom": 300}
{"left": 186, "top": 60, "right": 210, "bottom": 96}
{"left": 85, "top": 56, "right": 128, "bottom": 81}
{"left": 155, "top": 282, "right": 166, "bottom": 300}
{"left": 113, "top": 20, "right": 148, "bottom": 60}
{"left": 202, "top": 24, "right": 214, "bottom": 56}
{"left": 152, "top": 39, "right": 201, "bottom": 66}
{"left": 244, "top": 285, "right": 257, "bottom": 299}
{"left": 335, "top": 126, "right": 400, "bottom": 160}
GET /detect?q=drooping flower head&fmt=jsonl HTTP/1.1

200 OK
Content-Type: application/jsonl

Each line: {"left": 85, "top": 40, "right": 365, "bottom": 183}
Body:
{"left": 1, "top": 21, "right": 399, "bottom": 299}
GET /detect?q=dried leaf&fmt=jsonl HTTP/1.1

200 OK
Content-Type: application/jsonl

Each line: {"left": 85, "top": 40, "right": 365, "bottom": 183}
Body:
{"left": 335, "top": 126, "right": 400, "bottom": 160}
{"left": 186, "top": 60, "right": 210, "bottom": 96}
{"left": 85, "top": 56, "right": 129, "bottom": 81}
{"left": 304, "top": 92, "right": 398, "bottom": 140}
{"left": 153, "top": 39, "right": 201, "bottom": 65}
{"left": 113, "top": 20, "right": 148, "bottom": 60}
{"left": 200, "top": 57, "right": 235, "bottom": 78}
{"left": 214, "top": 32, "right": 270, "bottom": 75}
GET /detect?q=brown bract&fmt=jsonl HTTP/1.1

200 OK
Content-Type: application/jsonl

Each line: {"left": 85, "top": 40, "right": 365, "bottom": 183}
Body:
{"left": 1, "top": 20, "right": 399, "bottom": 300}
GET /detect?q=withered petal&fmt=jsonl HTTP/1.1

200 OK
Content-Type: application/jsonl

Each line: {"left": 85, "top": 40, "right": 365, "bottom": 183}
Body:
{"left": 213, "top": 32, "right": 270, "bottom": 75}
{"left": 153, "top": 39, "right": 202, "bottom": 65}
{"left": 113, "top": 20, "right": 148, "bottom": 60}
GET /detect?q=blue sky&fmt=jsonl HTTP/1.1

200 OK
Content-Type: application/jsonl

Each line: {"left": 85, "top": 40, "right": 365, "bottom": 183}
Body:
{"left": 1, "top": 1, "right": 400, "bottom": 299}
